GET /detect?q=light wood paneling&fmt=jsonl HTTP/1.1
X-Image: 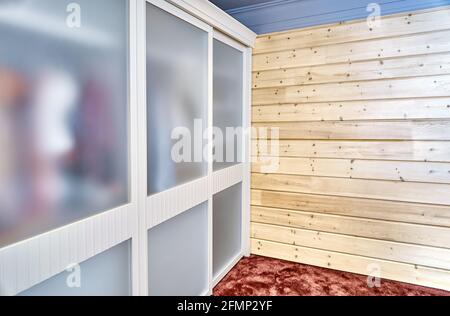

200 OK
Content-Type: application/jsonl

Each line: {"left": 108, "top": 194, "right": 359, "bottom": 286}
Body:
{"left": 253, "top": 30, "right": 450, "bottom": 71}
{"left": 251, "top": 222, "right": 450, "bottom": 269}
{"left": 251, "top": 239, "right": 450, "bottom": 291}
{"left": 253, "top": 157, "right": 450, "bottom": 184}
{"left": 252, "top": 173, "right": 450, "bottom": 205}
{"left": 253, "top": 98, "right": 450, "bottom": 122}
{"left": 253, "top": 75, "right": 450, "bottom": 105}
{"left": 252, "top": 140, "right": 450, "bottom": 162}
{"left": 253, "top": 121, "right": 450, "bottom": 141}
{"left": 251, "top": 206, "right": 450, "bottom": 248}
{"left": 253, "top": 54, "right": 450, "bottom": 89}
{"left": 254, "top": 7, "right": 450, "bottom": 54}
{"left": 251, "top": 7, "right": 450, "bottom": 291}
{"left": 251, "top": 189, "right": 450, "bottom": 227}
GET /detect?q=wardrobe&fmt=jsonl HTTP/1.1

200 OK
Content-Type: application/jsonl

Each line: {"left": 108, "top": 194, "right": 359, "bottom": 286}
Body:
{"left": 0, "top": 0, "right": 256, "bottom": 296}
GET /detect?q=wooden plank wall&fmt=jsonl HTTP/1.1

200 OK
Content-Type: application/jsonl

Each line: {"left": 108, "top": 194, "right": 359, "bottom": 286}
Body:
{"left": 251, "top": 6, "right": 450, "bottom": 291}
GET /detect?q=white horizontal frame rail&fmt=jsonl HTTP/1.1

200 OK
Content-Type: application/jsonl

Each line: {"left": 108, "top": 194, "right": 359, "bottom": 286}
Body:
{"left": 211, "top": 164, "right": 244, "bottom": 195}
{"left": 167, "top": 0, "right": 257, "bottom": 47}
{"left": 0, "top": 0, "right": 140, "bottom": 296}
{"left": 146, "top": 177, "right": 211, "bottom": 229}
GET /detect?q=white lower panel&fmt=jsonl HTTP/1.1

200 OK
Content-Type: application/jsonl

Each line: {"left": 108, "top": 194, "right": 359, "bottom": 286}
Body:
{"left": 148, "top": 202, "right": 208, "bottom": 296}
{"left": 19, "top": 240, "right": 132, "bottom": 296}
{"left": 213, "top": 182, "right": 242, "bottom": 277}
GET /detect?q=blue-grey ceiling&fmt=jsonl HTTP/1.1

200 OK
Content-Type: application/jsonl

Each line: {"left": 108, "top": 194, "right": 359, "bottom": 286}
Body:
{"left": 212, "top": 0, "right": 450, "bottom": 34}
{"left": 210, "top": 0, "right": 273, "bottom": 11}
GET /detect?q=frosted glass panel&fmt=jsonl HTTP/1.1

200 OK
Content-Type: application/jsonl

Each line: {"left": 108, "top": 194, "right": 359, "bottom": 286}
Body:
{"left": 0, "top": 0, "right": 129, "bottom": 248}
{"left": 213, "top": 39, "right": 243, "bottom": 171}
{"left": 146, "top": 4, "right": 208, "bottom": 195}
{"left": 148, "top": 203, "right": 208, "bottom": 296}
{"left": 213, "top": 183, "right": 242, "bottom": 277}
{"left": 20, "top": 240, "right": 132, "bottom": 296}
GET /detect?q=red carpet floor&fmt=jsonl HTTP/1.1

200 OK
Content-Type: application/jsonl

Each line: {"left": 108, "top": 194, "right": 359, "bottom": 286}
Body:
{"left": 213, "top": 255, "right": 450, "bottom": 296}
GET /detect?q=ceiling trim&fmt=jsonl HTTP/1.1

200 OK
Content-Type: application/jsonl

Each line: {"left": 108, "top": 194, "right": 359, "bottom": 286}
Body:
{"left": 226, "top": 0, "right": 299, "bottom": 15}
{"left": 167, "top": 0, "right": 257, "bottom": 47}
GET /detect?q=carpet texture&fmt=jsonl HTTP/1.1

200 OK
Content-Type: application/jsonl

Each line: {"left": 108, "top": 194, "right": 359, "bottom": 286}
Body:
{"left": 213, "top": 255, "right": 450, "bottom": 296}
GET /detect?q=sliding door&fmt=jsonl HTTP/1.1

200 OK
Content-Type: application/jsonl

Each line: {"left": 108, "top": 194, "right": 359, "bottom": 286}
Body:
{"left": 144, "top": 0, "right": 211, "bottom": 296}
{"left": 0, "top": 0, "right": 139, "bottom": 296}
{"left": 211, "top": 32, "right": 248, "bottom": 284}
{"left": 142, "top": 1, "right": 251, "bottom": 296}
{"left": 0, "top": 0, "right": 251, "bottom": 296}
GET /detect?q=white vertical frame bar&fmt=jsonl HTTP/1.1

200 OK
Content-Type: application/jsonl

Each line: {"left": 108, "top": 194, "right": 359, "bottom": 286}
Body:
{"left": 136, "top": 0, "right": 148, "bottom": 296}
{"left": 129, "top": 0, "right": 141, "bottom": 296}
{"left": 242, "top": 46, "right": 253, "bottom": 257}
{"left": 207, "top": 29, "right": 214, "bottom": 296}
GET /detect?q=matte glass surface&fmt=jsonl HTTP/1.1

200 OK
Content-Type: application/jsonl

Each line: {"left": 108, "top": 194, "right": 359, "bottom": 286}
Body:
{"left": 213, "top": 39, "right": 243, "bottom": 171}
{"left": 20, "top": 240, "right": 132, "bottom": 296}
{"left": 148, "top": 203, "right": 208, "bottom": 296}
{"left": 0, "top": 0, "right": 129, "bottom": 248}
{"left": 213, "top": 183, "right": 242, "bottom": 277}
{"left": 146, "top": 4, "right": 208, "bottom": 195}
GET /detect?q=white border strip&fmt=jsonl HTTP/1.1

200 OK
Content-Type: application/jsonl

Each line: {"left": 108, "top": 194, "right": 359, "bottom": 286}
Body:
{"left": 212, "top": 252, "right": 244, "bottom": 287}
{"left": 211, "top": 164, "right": 244, "bottom": 195}
{"left": 146, "top": 177, "right": 210, "bottom": 229}
{"left": 242, "top": 47, "right": 253, "bottom": 257}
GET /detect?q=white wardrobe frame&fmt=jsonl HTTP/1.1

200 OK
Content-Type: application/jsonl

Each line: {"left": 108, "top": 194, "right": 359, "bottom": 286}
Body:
{"left": 0, "top": 0, "right": 256, "bottom": 296}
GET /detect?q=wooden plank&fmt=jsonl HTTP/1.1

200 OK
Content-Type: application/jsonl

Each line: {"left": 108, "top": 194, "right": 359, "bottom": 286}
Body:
{"left": 252, "top": 140, "right": 450, "bottom": 162}
{"left": 254, "top": 7, "right": 450, "bottom": 54}
{"left": 251, "top": 189, "right": 450, "bottom": 227}
{"left": 252, "top": 75, "right": 450, "bottom": 105}
{"left": 251, "top": 206, "right": 450, "bottom": 248}
{"left": 253, "top": 53, "right": 450, "bottom": 88}
{"left": 251, "top": 239, "right": 450, "bottom": 291}
{"left": 252, "top": 121, "right": 450, "bottom": 141}
{"left": 251, "top": 173, "right": 450, "bottom": 205}
{"left": 252, "top": 98, "right": 450, "bottom": 122}
{"left": 251, "top": 222, "right": 450, "bottom": 270}
{"left": 253, "top": 30, "right": 450, "bottom": 71}
{"left": 252, "top": 157, "right": 450, "bottom": 184}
